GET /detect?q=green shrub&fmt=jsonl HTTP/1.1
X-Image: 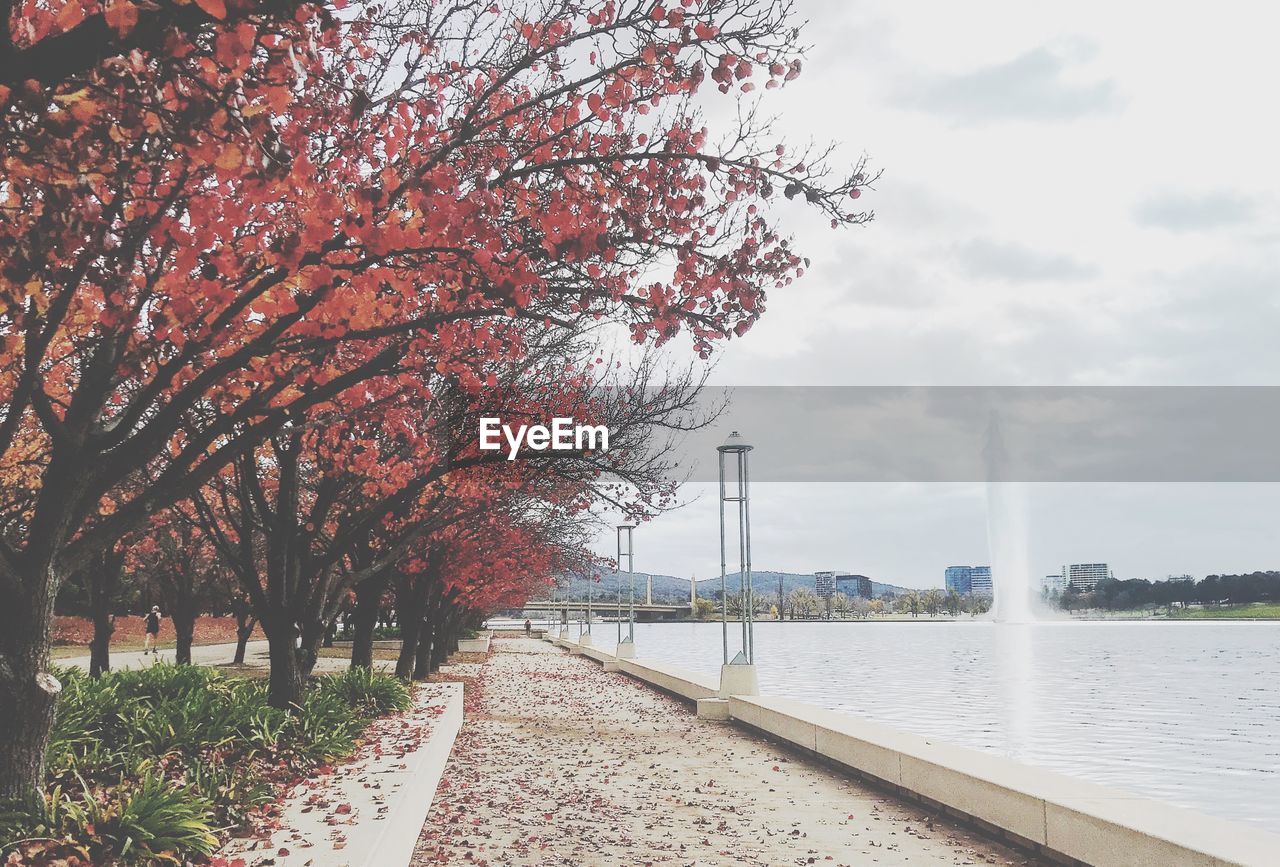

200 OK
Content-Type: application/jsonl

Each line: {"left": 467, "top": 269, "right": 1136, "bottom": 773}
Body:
{"left": 0, "top": 773, "right": 216, "bottom": 865}
{"left": 112, "top": 772, "right": 218, "bottom": 861}
{"left": 3, "top": 663, "right": 414, "bottom": 865}
{"left": 317, "top": 666, "right": 412, "bottom": 716}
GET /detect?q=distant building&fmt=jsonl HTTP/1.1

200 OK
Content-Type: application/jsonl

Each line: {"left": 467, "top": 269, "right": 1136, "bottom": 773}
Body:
{"left": 836, "top": 574, "right": 874, "bottom": 599}
{"left": 970, "top": 566, "right": 993, "bottom": 596}
{"left": 1167, "top": 574, "right": 1195, "bottom": 583}
{"left": 945, "top": 565, "right": 991, "bottom": 595}
{"left": 945, "top": 566, "right": 973, "bottom": 595}
{"left": 814, "top": 571, "right": 836, "bottom": 599}
{"left": 1040, "top": 571, "right": 1067, "bottom": 599}
{"left": 1065, "top": 563, "right": 1111, "bottom": 592}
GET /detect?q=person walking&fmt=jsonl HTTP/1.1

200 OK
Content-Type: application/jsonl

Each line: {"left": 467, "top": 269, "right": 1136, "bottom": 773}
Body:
{"left": 523, "top": 618, "right": 532, "bottom": 636}
{"left": 144, "top": 606, "right": 162, "bottom": 654}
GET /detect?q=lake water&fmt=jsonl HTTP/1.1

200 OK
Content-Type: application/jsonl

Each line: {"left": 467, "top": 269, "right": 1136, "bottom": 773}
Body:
{"left": 576, "top": 619, "right": 1280, "bottom": 833}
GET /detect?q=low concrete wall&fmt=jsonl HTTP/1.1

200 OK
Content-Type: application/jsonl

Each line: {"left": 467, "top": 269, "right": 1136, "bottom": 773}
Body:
{"left": 558, "top": 640, "right": 1280, "bottom": 867}
{"left": 726, "top": 695, "right": 1280, "bottom": 866}
{"left": 615, "top": 657, "right": 719, "bottom": 702}
{"left": 217, "top": 682, "right": 463, "bottom": 867}
{"left": 456, "top": 636, "right": 490, "bottom": 653}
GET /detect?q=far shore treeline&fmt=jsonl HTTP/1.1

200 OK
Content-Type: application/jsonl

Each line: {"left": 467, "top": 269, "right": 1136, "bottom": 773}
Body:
{"left": 1060, "top": 572, "right": 1280, "bottom": 613}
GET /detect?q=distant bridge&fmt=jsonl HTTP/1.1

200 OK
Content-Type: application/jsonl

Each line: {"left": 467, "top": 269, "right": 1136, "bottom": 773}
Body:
{"left": 517, "top": 599, "right": 692, "bottom": 621}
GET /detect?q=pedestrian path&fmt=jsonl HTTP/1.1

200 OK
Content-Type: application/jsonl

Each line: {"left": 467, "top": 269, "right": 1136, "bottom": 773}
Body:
{"left": 54, "top": 639, "right": 270, "bottom": 672}
{"left": 414, "top": 638, "right": 1039, "bottom": 866}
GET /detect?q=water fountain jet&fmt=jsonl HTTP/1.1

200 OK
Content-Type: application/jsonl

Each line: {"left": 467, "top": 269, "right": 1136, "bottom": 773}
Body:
{"left": 984, "top": 410, "right": 1035, "bottom": 623}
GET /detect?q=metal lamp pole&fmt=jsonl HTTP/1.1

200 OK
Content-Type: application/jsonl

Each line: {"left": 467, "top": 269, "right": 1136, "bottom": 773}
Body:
{"left": 617, "top": 523, "right": 637, "bottom": 657}
{"left": 716, "top": 430, "right": 758, "bottom": 697}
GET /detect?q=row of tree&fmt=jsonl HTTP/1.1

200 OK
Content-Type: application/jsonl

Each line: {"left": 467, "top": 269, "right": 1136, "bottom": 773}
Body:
{"left": 1059, "top": 572, "right": 1280, "bottom": 612}
{"left": 699, "top": 586, "right": 991, "bottom": 618}
{"left": 0, "top": 0, "right": 869, "bottom": 807}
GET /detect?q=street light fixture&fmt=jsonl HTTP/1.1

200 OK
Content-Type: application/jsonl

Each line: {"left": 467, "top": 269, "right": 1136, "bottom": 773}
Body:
{"left": 556, "top": 579, "right": 569, "bottom": 640}
{"left": 616, "top": 522, "right": 637, "bottom": 659}
{"left": 580, "top": 572, "right": 593, "bottom": 647}
{"left": 717, "top": 430, "right": 758, "bottom": 697}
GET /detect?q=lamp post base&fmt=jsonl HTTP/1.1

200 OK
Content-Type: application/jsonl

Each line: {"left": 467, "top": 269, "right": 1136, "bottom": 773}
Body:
{"left": 615, "top": 639, "right": 637, "bottom": 659}
{"left": 696, "top": 697, "right": 731, "bottom": 720}
{"left": 718, "top": 661, "right": 759, "bottom": 698}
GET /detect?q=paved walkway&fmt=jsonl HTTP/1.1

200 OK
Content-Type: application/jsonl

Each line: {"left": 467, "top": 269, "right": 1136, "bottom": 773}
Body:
{"left": 54, "top": 641, "right": 392, "bottom": 675}
{"left": 54, "top": 640, "right": 271, "bottom": 672}
{"left": 415, "top": 638, "right": 1039, "bottom": 866}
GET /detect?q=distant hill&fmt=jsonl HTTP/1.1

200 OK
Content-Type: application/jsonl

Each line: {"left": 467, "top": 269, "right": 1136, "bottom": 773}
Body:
{"left": 550, "top": 569, "right": 910, "bottom": 602}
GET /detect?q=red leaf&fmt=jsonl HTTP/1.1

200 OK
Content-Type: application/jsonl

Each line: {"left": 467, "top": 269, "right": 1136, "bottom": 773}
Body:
{"left": 195, "top": 0, "right": 227, "bottom": 19}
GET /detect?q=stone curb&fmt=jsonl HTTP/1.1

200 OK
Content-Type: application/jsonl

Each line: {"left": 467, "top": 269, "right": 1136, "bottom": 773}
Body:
{"left": 218, "top": 681, "right": 463, "bottom": 867}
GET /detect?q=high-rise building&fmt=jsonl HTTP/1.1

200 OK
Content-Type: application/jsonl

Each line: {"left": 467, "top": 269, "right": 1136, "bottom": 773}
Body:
{"left": 945, "top": 566, "right": 972, "bottom": 595}
{"left": 836, "top": 574, "right": 873, "bottom": 599}
{"left": 1065, "top": 563, "right": 1111, "bottom": 592}
{"left": 945, "top": 565, "right": 993, "bottom": 596}
{"left": 814, "top": 571, "right": 835, "bottom": 599}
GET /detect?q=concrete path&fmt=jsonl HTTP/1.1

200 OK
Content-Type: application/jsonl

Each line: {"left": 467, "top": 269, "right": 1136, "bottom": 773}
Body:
{"left": 414, "top": 638, "right": 1040, "bottom": 866}
{"left": 55, "top": 640, "right": 400, "bottom": 676}
{"left": 54, "top": 640, "right": 271, "bottom": 672}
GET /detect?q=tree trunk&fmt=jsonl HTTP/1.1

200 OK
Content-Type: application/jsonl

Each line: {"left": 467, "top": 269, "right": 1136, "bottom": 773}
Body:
{"left": 231, "top": 596, "right": 255, "bottom": 664}
{"left": 349, "top": 574, "right": 385, "bottom": 670}
{"left": 89, "top": 611, "right": 113, "bottom": 678}
{"left": 166, "top": 569, "right": 200, "bottom": 665}
{"left": 264, "top": 616, "right": 305, "bottom": 709}
{"left": 173, "top": 609, "right": 196, "bottom": 666}
{"left": 429, "top": 624, "right": 451, "bottom": 672}
{"left": 394, "top": 610, "right": 421, "bottom": 680}
{"left": 234, "top": 616, "right": 254, "bottom": 664}
{"left": 86, "top": 549, "right": 124, "bottom": 678}
{"left": 0, "top": 564, "right": 61, "bottom": 809}
{"left": 430, "top": 604, "right": 459, "bottom": 673}
{"left": 413, "top": 616, "right": 434, "bottom": 680}
{"left": 393, "top": 569, "right": 433, "bottom": 680}
{"left": 297, "top": 616, "right": 326, "bottom": 680}
{"left": 413, "top": 583, "right": 444, "bottom": 680}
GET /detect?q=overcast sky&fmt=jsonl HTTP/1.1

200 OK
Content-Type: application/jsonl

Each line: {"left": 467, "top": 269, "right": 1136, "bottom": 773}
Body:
{"left": 591, "top": 0, "right": 1280, "bottom": 586}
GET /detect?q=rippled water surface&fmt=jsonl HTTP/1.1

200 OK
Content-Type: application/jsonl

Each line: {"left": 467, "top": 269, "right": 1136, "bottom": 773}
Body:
{"left": 585, "top": 620, "right": 1280, "bottom": 832}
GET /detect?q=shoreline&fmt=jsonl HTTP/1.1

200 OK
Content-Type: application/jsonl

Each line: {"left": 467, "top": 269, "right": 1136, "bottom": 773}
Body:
{"left": 552, "top": 634, "right": 1280, "bottom": 866}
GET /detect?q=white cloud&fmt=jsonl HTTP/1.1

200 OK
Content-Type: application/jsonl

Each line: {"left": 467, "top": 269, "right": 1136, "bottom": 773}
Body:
{"left": 1135, "top": 192, "right": 1259, "bottom": 232}
{"left": 896, "top": 45, "right": 1119, "bottom": 125}
{"left": 589, "top": 0, "right": 1280, "bottom": 582}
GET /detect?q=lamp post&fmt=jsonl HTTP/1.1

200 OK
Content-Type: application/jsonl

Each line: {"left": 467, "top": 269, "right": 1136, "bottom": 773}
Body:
{"left": 556, "top": 581, "right": 569, "bottom": 640}
{"left": 580, "top": 574, "right": 593, "bottom": 646}
{"left": 616, "top": 522, "right": 637, "bottom": 659}
{"left": 717, "top": 430, "right": 758, "bottom": 698}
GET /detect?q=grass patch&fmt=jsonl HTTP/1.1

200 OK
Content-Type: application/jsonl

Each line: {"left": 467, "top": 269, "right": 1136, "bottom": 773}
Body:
{"left": 316, "top": 646, "right": 400, "bottom": 661}
{"left": 1166, "top": 602, "right": 1280, "bottom": 619}
{"left": 1, "top": 664, "right": 411, "bottom": 865}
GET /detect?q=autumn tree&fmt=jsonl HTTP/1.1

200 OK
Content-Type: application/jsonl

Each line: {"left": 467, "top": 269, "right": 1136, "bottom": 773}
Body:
{"left": 0, "top": 0, "right": 870, "bottom": 805}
